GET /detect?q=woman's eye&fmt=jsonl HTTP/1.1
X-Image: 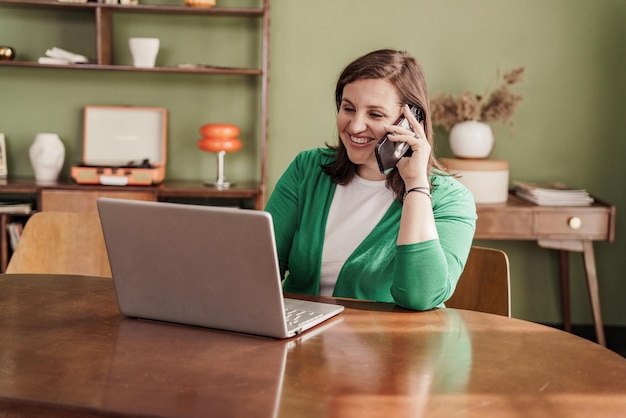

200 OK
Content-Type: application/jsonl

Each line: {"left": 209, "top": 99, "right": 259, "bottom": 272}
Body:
{"left": 370, "top": 113, "right": 384, "bottom": 119}
{"left": 341, "top": 106, "right": 355, "bottom": 113}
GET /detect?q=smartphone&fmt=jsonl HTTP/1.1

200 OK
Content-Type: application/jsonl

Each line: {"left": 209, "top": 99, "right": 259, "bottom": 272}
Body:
{"left": 375, "top": 105, "right": 424, "bottom": 175}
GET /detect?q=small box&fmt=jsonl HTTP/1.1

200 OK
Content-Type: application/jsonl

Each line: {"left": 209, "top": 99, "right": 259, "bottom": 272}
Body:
{"left": 440, "top": 158, "right": 509, "bottom": 204}
{"left": 71, "top": 106, "right": 167, "bottom": 186}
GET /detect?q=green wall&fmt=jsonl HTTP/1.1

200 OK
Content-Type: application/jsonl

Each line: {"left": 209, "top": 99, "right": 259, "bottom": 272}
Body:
{"left": 1, "top": 0, "right": 625, "bottom": 326}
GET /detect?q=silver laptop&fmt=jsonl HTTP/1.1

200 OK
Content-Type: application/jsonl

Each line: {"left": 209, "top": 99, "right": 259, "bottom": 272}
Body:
{"left": 97, "top": 198, "right": 344, "bottom": 339}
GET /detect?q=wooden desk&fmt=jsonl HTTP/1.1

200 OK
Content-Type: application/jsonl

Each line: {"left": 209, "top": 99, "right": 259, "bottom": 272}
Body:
{"left": 475, "top": 193, "right": 616, "bottom": 347}
{"left": 1, "top": 274, "right": 624, "bottom": 418}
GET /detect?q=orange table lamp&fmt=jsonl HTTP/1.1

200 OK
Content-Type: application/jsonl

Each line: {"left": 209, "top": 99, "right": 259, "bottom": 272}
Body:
{"left": 197, "top": 123, "right": 242, "bottom": 188}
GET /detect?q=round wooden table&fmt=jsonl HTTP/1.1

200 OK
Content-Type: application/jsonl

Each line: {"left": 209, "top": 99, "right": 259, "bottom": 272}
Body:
{"left": 0, "top": 274, "right": 624, "bottom": 417}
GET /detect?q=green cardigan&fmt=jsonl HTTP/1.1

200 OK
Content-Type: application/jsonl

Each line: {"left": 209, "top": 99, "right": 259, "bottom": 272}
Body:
{"left": 264, "top": 148, "right": 477, "bottom": 311}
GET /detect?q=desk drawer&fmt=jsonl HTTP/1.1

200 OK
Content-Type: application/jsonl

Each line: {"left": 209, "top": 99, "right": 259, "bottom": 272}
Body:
{"left": 475, "top": 211, "right": 534, "bottom": 239}
{"left": 534, "top": 210, "right": 610, "bottom": 239}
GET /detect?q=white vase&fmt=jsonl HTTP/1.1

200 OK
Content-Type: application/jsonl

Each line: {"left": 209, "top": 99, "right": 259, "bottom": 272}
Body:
{"left": 449, "top": 121, "right": 495, "bottom": 159}
{"left": 29, "top": 133, "right": 65, "bottom": 183}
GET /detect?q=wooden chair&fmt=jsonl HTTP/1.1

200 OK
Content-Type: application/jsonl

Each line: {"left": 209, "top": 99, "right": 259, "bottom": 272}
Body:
{"left": 5, "top": 211, "right": 112, "bottom": 278}
{"left": 39, "top": 189, "right": 156, "bottom": 213}
{"left": 446, "top": 246, "right": 511, "bottom": 317}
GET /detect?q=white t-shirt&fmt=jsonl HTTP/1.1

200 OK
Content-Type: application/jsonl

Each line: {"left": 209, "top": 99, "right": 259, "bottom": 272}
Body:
{"left": 319, "top": 175, "right": 395, "bottom": 296}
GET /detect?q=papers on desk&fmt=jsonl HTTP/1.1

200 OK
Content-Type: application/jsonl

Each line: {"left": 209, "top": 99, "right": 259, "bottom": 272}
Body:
{"left": 514, "top": 181, "right": 594, "bottom": 206}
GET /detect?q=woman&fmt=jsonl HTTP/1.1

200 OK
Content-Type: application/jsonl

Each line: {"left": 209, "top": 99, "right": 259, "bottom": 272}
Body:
{"left": 265, "top": 49, "right": 476, "bottom": 311}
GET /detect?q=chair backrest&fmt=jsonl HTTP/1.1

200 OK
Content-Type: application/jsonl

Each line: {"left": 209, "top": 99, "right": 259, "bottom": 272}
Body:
{"left": 5, "top": 211, "right": 112, "bottom": 278}
{"left": 39, "top": 189, "right": 156, "bottom": 213}
{"left": 446, "top": 246, "right": 511, "bottom": 317}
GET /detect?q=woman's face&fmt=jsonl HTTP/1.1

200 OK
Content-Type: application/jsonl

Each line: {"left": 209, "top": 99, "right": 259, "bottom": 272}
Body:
{"left": 337, "top": 78, "right": 403, "bottom": 180}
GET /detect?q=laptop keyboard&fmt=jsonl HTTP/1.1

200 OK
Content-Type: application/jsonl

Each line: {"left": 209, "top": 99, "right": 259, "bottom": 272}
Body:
{"left": 284, "top": 307, "right": 325, "bottom": 328}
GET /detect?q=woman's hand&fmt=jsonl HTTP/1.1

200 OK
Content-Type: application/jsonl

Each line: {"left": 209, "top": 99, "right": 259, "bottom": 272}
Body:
{"left": 383, "top": 104, "right": 431, "bottom": 188}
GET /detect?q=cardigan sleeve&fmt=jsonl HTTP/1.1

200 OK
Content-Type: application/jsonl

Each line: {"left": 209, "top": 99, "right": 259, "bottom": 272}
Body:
{"left": 390, "top": 176, "right": 477, "bottom": 310}
{"left": 264, "top": 156, "right": 302, "bottom": 279}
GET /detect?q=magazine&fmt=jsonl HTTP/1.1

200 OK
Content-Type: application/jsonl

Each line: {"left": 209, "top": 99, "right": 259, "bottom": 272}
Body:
{"left": 514, "top": 181, "right": 593, "bottom": 206}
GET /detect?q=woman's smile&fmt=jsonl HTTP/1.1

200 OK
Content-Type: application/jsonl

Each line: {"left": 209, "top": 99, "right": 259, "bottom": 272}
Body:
{"left": 350, "top": 135, "right": 376, "bottom": 145}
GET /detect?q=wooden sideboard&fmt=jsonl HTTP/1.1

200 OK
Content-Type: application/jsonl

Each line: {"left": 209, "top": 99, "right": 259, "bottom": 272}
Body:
{"left": 475, "top": 193, "right": 616, "bottom": 346}
{"left": 0, "top": 177, "right": 262, "bottom": 272}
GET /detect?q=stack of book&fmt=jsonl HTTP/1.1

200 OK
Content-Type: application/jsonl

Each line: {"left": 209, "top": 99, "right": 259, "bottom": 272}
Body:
{"left": 514, "top": 181, "right": 594, "bottom": 206}
{"left": 38, "top": 47, "right": 90, "bottom": 65}
{"left": 7, "top": 222, "right": 23, "bottom": 252}
{"left": 0, "top": 202, "right": 32, "bottom": 215}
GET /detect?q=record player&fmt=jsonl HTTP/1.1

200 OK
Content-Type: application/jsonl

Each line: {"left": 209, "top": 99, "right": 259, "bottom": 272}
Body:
{"left": 71, "top": 106, "right": 167, "bottom": 186}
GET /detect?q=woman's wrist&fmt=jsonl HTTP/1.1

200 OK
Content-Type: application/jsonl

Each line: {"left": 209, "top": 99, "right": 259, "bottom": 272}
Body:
{"left": 403, "top": 186, "right": 431, "bottom": 201}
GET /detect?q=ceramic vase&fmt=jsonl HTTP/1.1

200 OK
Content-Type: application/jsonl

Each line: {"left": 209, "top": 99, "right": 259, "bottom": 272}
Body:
{"left": 449, "top": 121, "right": 495, "bottom": 159}
{"left": 29, "top": 133, "right": 65, "bottom": 183}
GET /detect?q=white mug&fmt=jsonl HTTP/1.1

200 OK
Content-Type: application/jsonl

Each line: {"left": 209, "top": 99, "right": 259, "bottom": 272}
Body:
{"left": 129, "top": 37, "right": 160, "bottom": 68}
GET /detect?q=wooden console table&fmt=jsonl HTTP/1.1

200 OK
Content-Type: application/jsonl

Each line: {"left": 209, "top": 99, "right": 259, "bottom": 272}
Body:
{"left": 475, "top": 193, "right": 616, "bottom": 347}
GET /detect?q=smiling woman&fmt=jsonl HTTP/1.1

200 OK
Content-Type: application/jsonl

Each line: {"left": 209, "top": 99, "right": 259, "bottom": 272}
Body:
{"left": 264, "top": 49, "right": 477, "bottom": 311}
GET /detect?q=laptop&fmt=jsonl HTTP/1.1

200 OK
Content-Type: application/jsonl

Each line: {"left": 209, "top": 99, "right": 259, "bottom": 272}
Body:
{"left": 97, "top": 198, "right": 344, "bottom": 339}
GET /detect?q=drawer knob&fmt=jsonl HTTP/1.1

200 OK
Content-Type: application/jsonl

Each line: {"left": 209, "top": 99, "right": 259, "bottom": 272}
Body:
{"left": 568, "top": 217, "right": 582, "bottom": 229}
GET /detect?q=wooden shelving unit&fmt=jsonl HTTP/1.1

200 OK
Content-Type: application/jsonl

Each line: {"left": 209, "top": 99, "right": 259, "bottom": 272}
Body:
{"left": 0, "top": 0, "right": 271, "bottom": 207}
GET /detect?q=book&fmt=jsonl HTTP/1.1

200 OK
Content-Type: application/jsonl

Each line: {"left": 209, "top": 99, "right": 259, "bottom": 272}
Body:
{"left": 0, "top": 202, "right": 32, "bottom": 214}
{"left": 7, "top": 222, "right": 23, "bottom": 251}
{"left": 514, "top": 181, "right": 594, "bottom": 206}
{"left": 38, "top": 56, "right": 70, "bottom": 65}
{"left": 45, "top": 47, "right": 89, "bottom": 64}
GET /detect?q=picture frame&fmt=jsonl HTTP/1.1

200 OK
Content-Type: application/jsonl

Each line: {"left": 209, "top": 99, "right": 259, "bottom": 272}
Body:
{"left": 0, "top": 133, "right": 7, "bottom": 179}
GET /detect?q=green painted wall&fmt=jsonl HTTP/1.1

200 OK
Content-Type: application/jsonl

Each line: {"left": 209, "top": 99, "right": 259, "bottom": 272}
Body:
{"left": 1, "top": 0, "right": 625, "bottom": 326}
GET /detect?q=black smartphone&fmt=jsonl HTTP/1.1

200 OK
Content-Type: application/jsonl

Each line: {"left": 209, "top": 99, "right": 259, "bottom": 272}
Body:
{"left": 375, "top": 105, "right": 424, "bottom": 175}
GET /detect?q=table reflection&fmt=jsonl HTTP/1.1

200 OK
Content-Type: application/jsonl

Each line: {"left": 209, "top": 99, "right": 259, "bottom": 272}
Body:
{"left": 279, "top": 307, "right": 471, "bottom": 417}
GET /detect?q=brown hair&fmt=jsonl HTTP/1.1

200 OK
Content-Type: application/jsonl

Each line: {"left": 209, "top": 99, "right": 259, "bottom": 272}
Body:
{"left": 323, "top": 49, "right": 447, "bottom": 201}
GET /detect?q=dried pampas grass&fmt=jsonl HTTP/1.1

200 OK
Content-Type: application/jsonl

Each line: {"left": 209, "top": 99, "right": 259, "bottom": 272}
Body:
{"left": 431, "top": 67, "right": 525, "bottom": 131}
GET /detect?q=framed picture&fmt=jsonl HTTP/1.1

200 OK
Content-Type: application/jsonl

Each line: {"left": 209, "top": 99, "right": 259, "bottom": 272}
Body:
{"left": 0, "top": 133, "right": 7, "bottom": 178}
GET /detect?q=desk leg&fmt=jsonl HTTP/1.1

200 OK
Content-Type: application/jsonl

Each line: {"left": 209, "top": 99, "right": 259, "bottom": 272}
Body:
{"left": 540, "top": 239, "right": 606, "bottom": 347}
{"left": 582, "top": 241, "right": 606, "bottom": 347}
{"left": 559, "top": 250, "right": 571, "bottom": 333}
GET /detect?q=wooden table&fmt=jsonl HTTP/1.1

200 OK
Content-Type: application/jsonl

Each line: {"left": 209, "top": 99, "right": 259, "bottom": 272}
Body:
{"left": 475, "top": 193, "right": 616, "bottom": 346}
{"left": 1, "top": 274, "right": 624, "bottom": 418}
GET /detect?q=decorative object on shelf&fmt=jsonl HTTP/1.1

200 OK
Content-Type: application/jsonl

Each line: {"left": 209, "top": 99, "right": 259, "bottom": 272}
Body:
{"left": 431, "top": 66, "right": 525, "bottom": 159}
{"left": 129, "top": 37, "right": 159, "bottom": 68}
{"left": 431, "top": 67, "right": 525, "bottom": 203}
{"left": 29, "top": 133, "right": 65, "bottom": 183}
{"left": 0, "top": 133, "right": 6, "bottom": 178}
{"left": 38, "top": 46, "right": 90, "bottom": 66}
{"left": 448, "top": 120, "right": 494, "bottom": 159}
{"left": 197, "top": 124, "right": 242, "bottom": 189}
{"left": 184, "top": 0, "right": 216, "bottom": 8}
{"left": 440, "top": 158, "right": 509, "bottom": 204}
{"left": 0, "top": 46, "right": 15, "bottom": 61}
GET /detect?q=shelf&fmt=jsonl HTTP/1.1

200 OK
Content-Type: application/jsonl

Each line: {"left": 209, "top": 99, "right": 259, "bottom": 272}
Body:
{"left": 0, "top": 0, "right": 270, "bottom": 205}
{"left": 0, "top": 60, "right": 263, "bottom": 75}
{"left": 0, "top": 0, "right": 264, "bottom": 16}
{"left": 0, "top": 178, "right": 262, "bottom": 201}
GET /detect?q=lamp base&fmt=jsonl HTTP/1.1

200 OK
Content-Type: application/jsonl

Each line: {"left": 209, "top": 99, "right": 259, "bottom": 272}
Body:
{"left": 204, "top": 150, "right": 234, "bottom": 189}
{"left": 203, "top": 180, "right": 234, "bottom": 189}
